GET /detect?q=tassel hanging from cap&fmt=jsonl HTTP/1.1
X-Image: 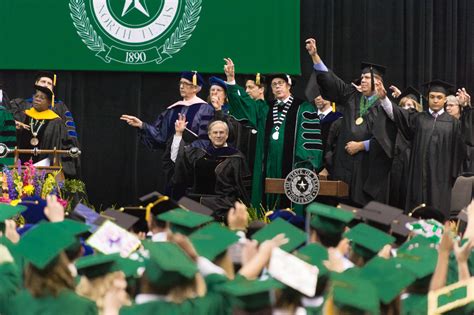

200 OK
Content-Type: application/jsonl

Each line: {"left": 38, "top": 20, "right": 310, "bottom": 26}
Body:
{"left": 192, "top": 71, "right": 197, "bottom": 86}
{"left": 51, "top": 74, "right": 57, "bottom": 108}
{"left": 256, "top": 73, "right": 261, "bottom": 86}
{"left": 286, "top": 74, "right": 292, "bottom": 86}
{"left": 332, "top": 102, "right": 336, "bottom": 112}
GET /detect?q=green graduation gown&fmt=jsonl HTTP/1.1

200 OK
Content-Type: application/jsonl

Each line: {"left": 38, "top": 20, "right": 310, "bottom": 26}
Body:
{"left": 227, "top": 84, "right": 323, "bottom": 211}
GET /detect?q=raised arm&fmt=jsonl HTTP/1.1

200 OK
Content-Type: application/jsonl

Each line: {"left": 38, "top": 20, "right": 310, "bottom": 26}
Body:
{"left": 305, "top": 38, "right": 353, "bottom": 104}
{"left": 223, "top": 58, "right": 265, "bottom": 128}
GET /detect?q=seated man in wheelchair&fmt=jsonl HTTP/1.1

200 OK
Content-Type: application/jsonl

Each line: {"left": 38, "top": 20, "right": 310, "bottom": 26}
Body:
{"left": 171, "top": 114, "right": 250, "bottom": 221}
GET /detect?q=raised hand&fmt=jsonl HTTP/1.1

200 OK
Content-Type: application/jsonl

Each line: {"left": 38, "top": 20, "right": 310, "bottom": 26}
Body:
{"left": 454, "top": 239, "right": 473, "bottom": 264}
{"left": 305, "top": 38, "right": 318, "bottom": 56}
{"left": 389, "top": 85, "right": 402, "bottom": 98}
{"left": 210, "top": 95, "right": 222, "bottom": 110}
{"left": 3, "top": 220, "right": 20, "bottom": 244}
{"left": 223, "top": 58, "right": 235, "bottom": 82}
{"left": 457, "top": 88, "right": 471, "bottom": 107}
{"left": 174, "top": 113, "right": 187, "bottom": 136}
{"left": 227, "top": 201, "right": 249, "bottom": 231}
{"left": 375, "top": 80, "right": 387, "bottom": 100}
{"left": 44, "top": 194, "right": 65, "bottom": 223}
{"left": 120, "top": 115, "right": 143, "bottom": 129}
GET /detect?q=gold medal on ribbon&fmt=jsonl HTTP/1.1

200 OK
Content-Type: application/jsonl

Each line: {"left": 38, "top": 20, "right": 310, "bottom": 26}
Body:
{"left": 30, "top": 137, "right": 39, "bottom": 146}
{"left": 355, "top": 117, "right": 364, "bottom": 125}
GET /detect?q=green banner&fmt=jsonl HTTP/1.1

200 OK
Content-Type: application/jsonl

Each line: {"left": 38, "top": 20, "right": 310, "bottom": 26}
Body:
{"left": 0, "top": 0, "right": 301, "bottom": 74}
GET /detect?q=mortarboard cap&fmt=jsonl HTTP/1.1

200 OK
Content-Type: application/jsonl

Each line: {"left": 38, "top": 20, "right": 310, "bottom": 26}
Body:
{"left": 391, "top": 213, "right": 417, "bottom": 238}
{"left": 394, "top": 246, "right": 438, "bottom": 279}
{"left": 361, "top": 62, "right": 386, "bottom": 77}
{"left": 307, "top": 202, "right": 354, "bottom": 235}
{"left": 157, "top": 208, "right": 213, "bottom": 235}
{"left": 218, "top": 276, "right": 285, "bottom": 311}
{"left": 423, "top": 79, "right": 455, "bottom": 96}
{"left": 269, "top": 73, "right": 295, "bottom": 87}
{"left": 359, "top": 201, "right": 403, "bottom": 229}
{"left": 397, "top": 234, "right": 438, "bottom": 253}
{"left": 360, "top": 257, "right": 417, "bottom": 304}
{"left": 0, "top": 204, "right": 27, "bottom": 231}
{"left": 294, "top": 243, "right": 329, "bottom": 278}
{"left": 178, "top": 196, "right": 213, "bottom": 216}
{"left": 181, "top": 71, "right": 204, "bottom": 87}
{"left": 266, "top": 209, "right": 305, "bottom": 230}
{"left": 73, "top": 203, "right": 100, "bottom": 230}
{"left": 209, "top": 76, "right": 227, "bottom": 92}
{"left": 33, "top": 84, "right": 53, "bottom": 100}
{"left": 34, "top": 71, "right": 55, "bottom": 83}
{"left": 344, "top": 223, "right": 395, "bottom": 260}
{"left": 337, "top": 203, "right": 364, "bottom": 222}
{"left": 19, "top": 196, "right": 47, "bottom": 224}
{"left": 51, "top": 219, "right": 90, "bottom": 236}
{"left": 251, "top": 217, "right": 306, "bottom": 252}
{"left": 143, "top": 241, "right": 198, "bottom": 286}
{"left": 408, "top": 204, "right": 446, "bottom": 223}
{"left": 16, "top": 222, "right": 77, "bottom": 269}
{"left": 76, "top": 253, "right": 121, "bottom": 279}
{"left": 330, "top": 271, "right": 380, "bottom": 314}
{"left": 428, "top": 277, "right": 474, "bottom": 314}
{"left": 93, "top": 209, "right": 139, "bottom": 230}
{"left": 189, "top": 222, "right": 239, "bottom": 261}
{"left": 245, "top": 73, "right": 266, "bottom": 87}
{"left": 398, "top": 86, "right": 425, "bottom": 104}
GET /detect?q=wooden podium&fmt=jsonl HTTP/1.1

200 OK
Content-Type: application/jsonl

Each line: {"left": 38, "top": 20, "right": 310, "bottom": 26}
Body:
{"left": 265, "top": 175, "right": 349, "bottom": 197}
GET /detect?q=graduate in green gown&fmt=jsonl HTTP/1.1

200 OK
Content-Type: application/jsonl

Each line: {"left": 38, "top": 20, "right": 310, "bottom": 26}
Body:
{"left": 223, "top": 58, "right": 323, "bottom": 212}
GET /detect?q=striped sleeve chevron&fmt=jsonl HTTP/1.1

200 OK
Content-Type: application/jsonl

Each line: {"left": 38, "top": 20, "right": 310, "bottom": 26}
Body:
{"left": 294, "top": 102, "right": 323, "bottom": 170}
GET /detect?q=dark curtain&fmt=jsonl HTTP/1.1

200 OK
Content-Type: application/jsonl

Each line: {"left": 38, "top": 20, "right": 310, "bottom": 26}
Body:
{"left": 0, "top": 0, "right": 472, "bottom": 208}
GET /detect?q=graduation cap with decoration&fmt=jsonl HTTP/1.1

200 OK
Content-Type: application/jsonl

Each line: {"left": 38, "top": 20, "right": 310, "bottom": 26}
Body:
{"left": 15, "top": 222, "right": 77, "bottom": 269}
{"left": 422, "top": 79, "right": 456, "bottom": 96}
{"left": 189, "top": 222, "right": 239, "bottom": 261}
{"left": 307, "top": 202, "right": 354, "bottom": 235}
{"left": 344, "top": 223, "right": 395, "bottom": 260}
{"left": 251, "top": 217, "right": 306, "bottom": 252}
{"left": 360, "top": 257, "right": 417, "bottom": 304}
{"left": 361, "top": 61, "right": 387, "bottom": 92}
{"left": 181, "top": 71, "right": 204, "bottom": 87}
{"left": 157, "top": 207, "right": 214, "bottom": 235}
{"left": 217, "top": 276, "right": 285, "bottom": 311}
{"left": 428, "top": 277, "right": 474, "bottom": 314}
{"left": 142, "top": 241, "right": 198, "bottom": 287}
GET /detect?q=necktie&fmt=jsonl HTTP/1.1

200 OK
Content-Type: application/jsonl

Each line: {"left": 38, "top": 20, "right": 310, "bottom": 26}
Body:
{"left": 319, "top": 113, "right": 325, "bottom": 120}
{"left": 432, "top": 112, "right": 438, "bottom": 118}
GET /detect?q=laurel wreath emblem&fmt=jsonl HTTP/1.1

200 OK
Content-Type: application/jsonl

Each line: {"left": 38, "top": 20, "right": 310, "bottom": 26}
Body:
{"left": 69, "top": 0, "right": 201, "bottom": 64}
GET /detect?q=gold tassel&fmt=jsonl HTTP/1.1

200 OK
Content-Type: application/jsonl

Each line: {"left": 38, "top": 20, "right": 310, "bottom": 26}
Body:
{"left": 52, "top": 74, "right": 57, "bottom": 108}
{"left": 53, "top": 74, "right": 57, "bottom": 87}
{"left": 192, "top": 71, "right": 197, "bottom": 86}
{"left": 51, "top": 94, "right": 55, "bottom": 108}
{"left": 332, "top": 102, "right": 336, "bottom": 112}
{"left": 256, "top": 73, "right": 261, "bottom": 86}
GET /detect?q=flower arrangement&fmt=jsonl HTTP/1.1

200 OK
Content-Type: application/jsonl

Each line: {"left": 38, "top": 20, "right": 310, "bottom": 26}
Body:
{"left": 0, "top": 160, "right": 67, "bottom": 208}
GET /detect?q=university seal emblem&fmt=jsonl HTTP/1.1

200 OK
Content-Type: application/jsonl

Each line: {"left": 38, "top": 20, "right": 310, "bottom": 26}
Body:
{"left": 69, "top": 0, "right": 201, "bottom": 64}
{"left": 284, "top": 168, "right": 320, "bottom": 205}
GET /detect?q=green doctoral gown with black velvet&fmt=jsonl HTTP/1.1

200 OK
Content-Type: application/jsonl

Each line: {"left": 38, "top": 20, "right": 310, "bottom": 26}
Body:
{"left": 227, "top": 84, "right": 323, "bottom": 213}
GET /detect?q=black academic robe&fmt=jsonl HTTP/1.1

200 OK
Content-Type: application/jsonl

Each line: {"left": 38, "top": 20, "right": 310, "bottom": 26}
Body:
{"left": 315, "top": 70, "right": 397, "bottom": 205}
{"left": 461, "top": 107, "right": 474, "bottom": 173}
{"left": 172, "top": 141, "right": 250, "bottom": 219}
{"left": 17, "top": 116, "right": 77, "bottom": 177}
{"left": 389, "top": 130, "right": 412, "bottom": 209}
{"left": 10, "top": 98, "right": 82, "bottom": 177}
{"left": 390, "top": 106, "right": 466, "bottom": 216}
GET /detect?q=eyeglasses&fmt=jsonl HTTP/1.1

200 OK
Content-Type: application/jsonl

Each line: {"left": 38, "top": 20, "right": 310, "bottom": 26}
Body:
{"left": 179, "top": 81, "right": 195, "bottom": 87}
{"left": 271, "top": 81, "right": 286, "bottom": 88}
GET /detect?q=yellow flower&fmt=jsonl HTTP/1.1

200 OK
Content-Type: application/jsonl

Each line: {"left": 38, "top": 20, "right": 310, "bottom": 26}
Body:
{"left": 23, "top": 184, "right": 35, "bottom": 196}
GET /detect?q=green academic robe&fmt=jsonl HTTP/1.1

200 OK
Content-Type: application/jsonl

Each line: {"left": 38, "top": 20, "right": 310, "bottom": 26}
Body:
{"left": 0, "top": 263, "right": 21, "bottom": 314}
{"left": 227, "top": 84, "right": 323, "bottom": 212}
{"left": 4, "top": 289, "right": 97, "bottom": 315}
